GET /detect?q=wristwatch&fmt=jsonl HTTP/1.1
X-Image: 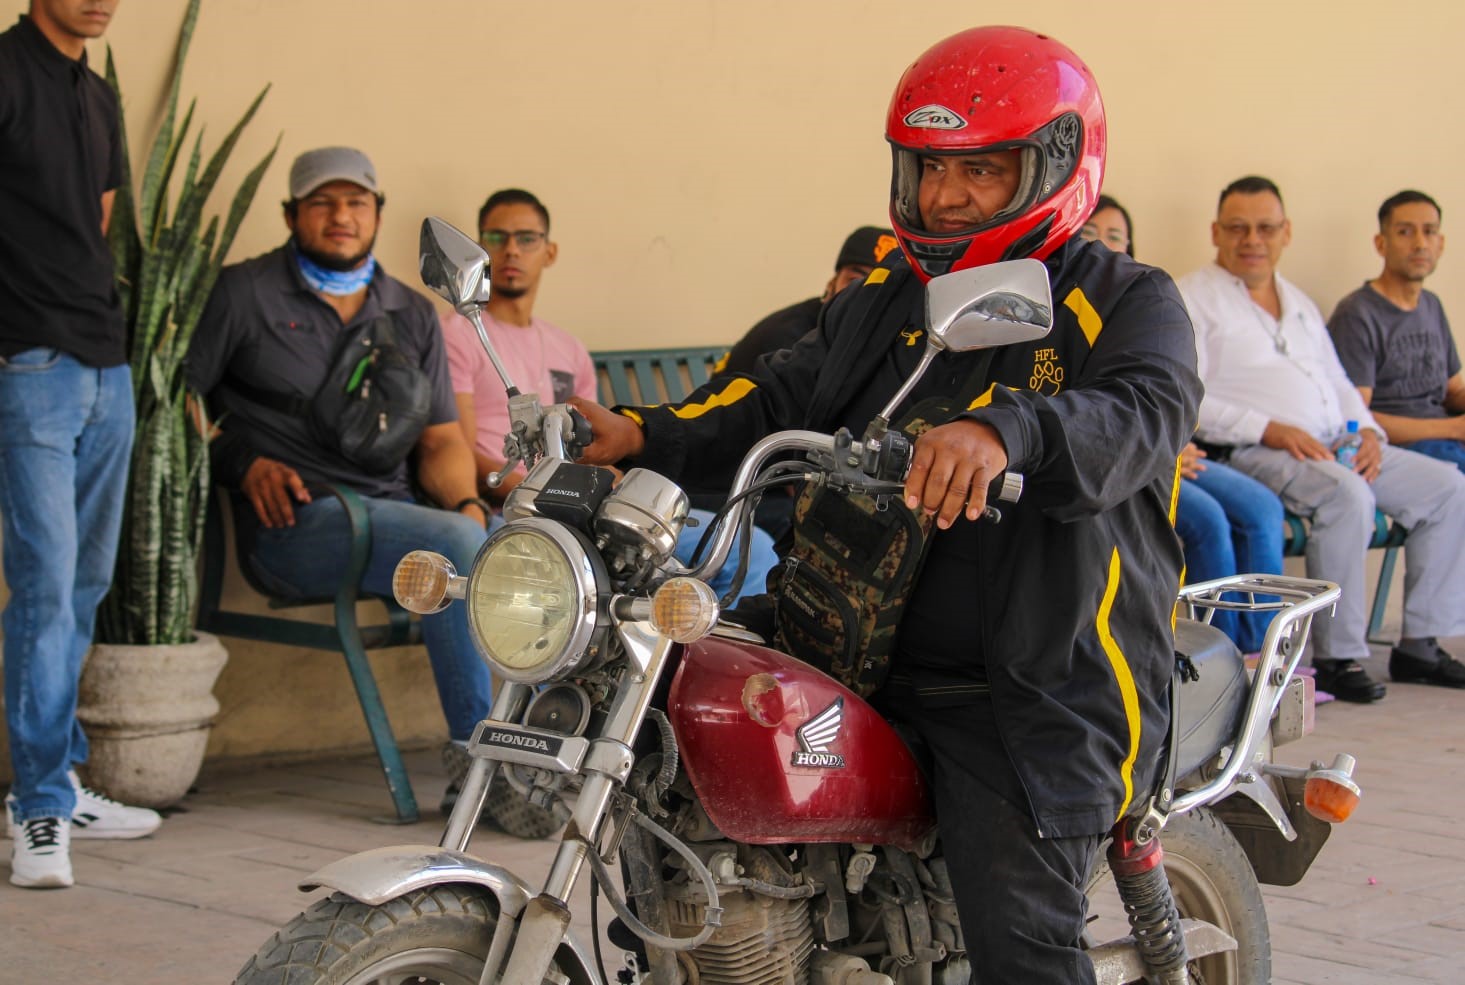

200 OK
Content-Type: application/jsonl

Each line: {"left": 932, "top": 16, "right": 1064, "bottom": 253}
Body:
{"left": 452, "top": 496, "right": 494, "bottom": 528}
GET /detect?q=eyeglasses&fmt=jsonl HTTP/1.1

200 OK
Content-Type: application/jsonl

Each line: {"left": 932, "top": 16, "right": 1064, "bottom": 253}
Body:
{"left": 1079, "top": 226, "right": 1130, "bottom": 249}
{"left": 479, "top": 229, "right": 547, "bottom": 251}
{"left": 1217, "top": 221, "right": 1286, "bottom": 241}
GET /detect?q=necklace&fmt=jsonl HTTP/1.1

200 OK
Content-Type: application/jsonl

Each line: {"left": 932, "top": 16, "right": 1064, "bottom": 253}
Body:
{"left": 1253, "top": 304, "right": 1288, "bottom": 355}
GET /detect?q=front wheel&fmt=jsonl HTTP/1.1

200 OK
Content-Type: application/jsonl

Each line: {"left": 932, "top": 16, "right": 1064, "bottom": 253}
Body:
{"left": 233, "top": 884, "right": 563, "bottom": 985}
{"left": 1087, "top": 806, "right": 1270, "bottom": 984}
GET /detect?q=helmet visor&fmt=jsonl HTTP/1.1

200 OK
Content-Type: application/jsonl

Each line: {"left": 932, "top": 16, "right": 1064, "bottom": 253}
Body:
{"left": 890, "top": 112, "right": 1084, "bottom": 240}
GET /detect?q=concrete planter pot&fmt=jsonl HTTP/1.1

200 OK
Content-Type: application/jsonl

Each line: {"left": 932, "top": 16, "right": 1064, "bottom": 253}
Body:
{"left": 76, "top": 631, "right": 229, "bottom": 808}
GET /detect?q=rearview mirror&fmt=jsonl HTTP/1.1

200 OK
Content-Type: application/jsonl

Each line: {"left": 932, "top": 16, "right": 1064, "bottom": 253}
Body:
{"left": 420, "top": 217, "right": 492, "bottom": 313}
{"left": 867, "top": 258, "right": 1055, "bottom": 432}
{"left": 925, "top": 259, "right": 1053, "bottom": 352}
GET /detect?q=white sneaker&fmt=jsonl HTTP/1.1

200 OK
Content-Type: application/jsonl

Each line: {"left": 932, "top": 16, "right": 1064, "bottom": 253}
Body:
{"left": 4, "top": 773, "right": 162, "bottom": 841}
{"left": 67, "top": 772, "right": 162, "bottom": 839}
{"left": 10, "top": 816, "right": 73, "bottom": 888}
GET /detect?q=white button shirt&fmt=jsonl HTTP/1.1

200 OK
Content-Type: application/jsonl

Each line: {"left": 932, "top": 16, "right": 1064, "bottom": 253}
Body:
{"left": 1177, "top": 262, "right": 1382, "bottom": 447}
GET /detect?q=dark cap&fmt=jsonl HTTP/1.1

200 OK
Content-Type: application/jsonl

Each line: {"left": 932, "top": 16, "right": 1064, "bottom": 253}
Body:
{"left": 835, "top": 226, "right": 899, "bottom": 271}
{"left": 288, "top": 146, "right": 380, "bottom": 200}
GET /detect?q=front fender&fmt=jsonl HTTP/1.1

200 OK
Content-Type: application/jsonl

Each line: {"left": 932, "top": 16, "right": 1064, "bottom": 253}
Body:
{"left": 300, "top": 844, "right": 535, "bottom": 909}
{"left": 301, "top": 845, "right": 599, "bottom": 984}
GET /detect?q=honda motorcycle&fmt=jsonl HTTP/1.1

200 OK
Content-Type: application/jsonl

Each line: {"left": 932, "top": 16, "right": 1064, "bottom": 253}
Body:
{"left": 234, "top": 218, "right": 1362, "bottom": 985}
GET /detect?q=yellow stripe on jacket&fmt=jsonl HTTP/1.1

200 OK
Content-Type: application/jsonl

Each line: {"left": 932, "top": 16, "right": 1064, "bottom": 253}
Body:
{"left": 1097, "top": 546, "right": 1141, "bottom": 821}
{"left": 669, "top": 377, "right": 758, "bottom": 419}
{"left": 1063, "top": 286, "right": 1104, "bottom": 347}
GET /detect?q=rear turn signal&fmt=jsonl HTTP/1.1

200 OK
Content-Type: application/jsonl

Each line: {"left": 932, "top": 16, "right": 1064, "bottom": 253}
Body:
{"left": 1303, "top": 753, "right": 1361, "bottom": 823}
{"left": 392, "top": 550, "right": 457, "bottom": 614}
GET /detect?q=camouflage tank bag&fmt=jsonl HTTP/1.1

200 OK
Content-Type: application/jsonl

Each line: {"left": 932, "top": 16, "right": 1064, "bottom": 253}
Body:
{"left": 771, "top": 396, "right": 958, "bottom": 696}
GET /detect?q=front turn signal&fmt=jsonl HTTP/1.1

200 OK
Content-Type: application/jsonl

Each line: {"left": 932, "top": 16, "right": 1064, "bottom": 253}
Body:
{"left": 651, "top": 577, "right": 720, "bottom": 643}
{"left": 1303, "top": 753, "right": 1362, "bottom": 823}
{"left": 392, "top": 550, "right": 458, "bottom": 614}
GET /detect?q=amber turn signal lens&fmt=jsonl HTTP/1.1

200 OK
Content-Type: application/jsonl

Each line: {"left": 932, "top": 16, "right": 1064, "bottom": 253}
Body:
{"left": 392, "top": 550, "right": 456, "bottom": 614}
{"left": 1304, "top": 775, "right": 1361, "bottom": 823}
{"left": 650, "top": 577, "right": 719, "bottom": 643}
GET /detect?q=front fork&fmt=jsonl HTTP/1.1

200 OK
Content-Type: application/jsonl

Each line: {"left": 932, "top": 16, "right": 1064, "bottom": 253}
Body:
{"left": 449, "top": 625, "right": 677, "bottom": 985}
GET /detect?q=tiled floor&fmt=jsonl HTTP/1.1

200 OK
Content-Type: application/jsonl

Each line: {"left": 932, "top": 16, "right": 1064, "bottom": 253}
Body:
{"left": 2, "top": 635, "right": 1462, "bottom": 983}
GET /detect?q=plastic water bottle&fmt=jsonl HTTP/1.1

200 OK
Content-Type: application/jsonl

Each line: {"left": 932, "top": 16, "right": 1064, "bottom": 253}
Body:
{"left": 1335, "top": 420, "right": 1362, "bottom": 468}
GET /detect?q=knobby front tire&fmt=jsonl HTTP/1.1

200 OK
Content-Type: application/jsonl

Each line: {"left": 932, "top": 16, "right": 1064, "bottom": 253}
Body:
{"left": 233, "top": 883, "right": 564, "bottom": 985}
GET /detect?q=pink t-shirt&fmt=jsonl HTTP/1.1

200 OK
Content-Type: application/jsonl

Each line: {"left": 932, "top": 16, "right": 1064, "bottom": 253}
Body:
{"left": 440, "top": 310, "right": 597, "bottom": 470}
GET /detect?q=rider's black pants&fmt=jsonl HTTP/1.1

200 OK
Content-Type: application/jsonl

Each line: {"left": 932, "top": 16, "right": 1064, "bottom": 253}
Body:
{"left": 880, "top": 683, "right": 1100, "bottom": 985}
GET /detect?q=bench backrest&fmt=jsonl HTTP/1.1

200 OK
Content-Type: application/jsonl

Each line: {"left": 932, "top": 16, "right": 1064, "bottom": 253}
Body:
{"left": 591, "top": 345, "right": 728, "bottom": 406}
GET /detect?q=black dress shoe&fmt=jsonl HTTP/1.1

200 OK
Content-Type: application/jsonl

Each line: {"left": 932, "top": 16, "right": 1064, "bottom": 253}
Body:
{"left": 1390, "top": 646, "right": 1465, "bottom": 688}
{"left": 1313, "top": 659, "right": 1388, "bottom": 703}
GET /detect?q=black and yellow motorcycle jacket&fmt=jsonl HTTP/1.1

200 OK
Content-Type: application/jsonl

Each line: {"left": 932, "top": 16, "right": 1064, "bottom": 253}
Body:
{"left": 624, "top": 238, "right": 1200, "bottom": 838}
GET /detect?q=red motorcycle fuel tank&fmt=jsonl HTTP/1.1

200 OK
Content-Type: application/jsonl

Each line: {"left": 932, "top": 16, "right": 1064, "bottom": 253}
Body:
{"left": 669, "top": 636, "right": 935, "bottom": 850}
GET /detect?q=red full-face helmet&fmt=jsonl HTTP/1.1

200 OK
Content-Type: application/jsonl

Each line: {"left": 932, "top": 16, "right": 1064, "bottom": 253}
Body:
{"left": 886, "top": 26, "right": 1106, "bottom": 280}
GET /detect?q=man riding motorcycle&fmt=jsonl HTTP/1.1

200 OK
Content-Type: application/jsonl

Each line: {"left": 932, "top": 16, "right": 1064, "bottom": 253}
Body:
{"left": 577, "top": 25, "right": 1202, "bottom": 983}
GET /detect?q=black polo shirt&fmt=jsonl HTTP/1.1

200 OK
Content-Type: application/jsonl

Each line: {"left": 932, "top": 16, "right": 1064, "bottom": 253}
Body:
{"left": 0, "top": 15, "right": 126, "bottom": 367}
{"left": 186, "top": 244, "right": 459, "bottom": 500}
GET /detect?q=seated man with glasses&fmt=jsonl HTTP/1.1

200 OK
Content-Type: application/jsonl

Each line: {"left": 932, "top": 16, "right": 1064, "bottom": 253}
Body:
{"left": 439, "top": 188, "right": 780, "bottom": 597}
{"left": 1178, "top": 174, "right": 1465, "bottom": 702}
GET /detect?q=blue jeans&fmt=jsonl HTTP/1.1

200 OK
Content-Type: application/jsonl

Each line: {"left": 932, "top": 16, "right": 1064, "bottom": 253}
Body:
{"left": 1402, "top": 438, "right": 1465, "bottom": 474}
{"left": 247, "top": 497, "right": 495, "bottom": 740}
{"left": 677, "top": 508, "right": 779, "bottom": 603}
{"left": 0, "top": 350, "right": 134, "bottom": 823}
{"left": 1176, "top": 461, "right": 1285, "bottom": 652}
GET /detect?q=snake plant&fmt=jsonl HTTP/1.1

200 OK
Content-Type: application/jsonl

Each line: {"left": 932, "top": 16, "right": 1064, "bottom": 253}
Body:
{"left": 96, "top": 0, "right": 277, "bottom": 646}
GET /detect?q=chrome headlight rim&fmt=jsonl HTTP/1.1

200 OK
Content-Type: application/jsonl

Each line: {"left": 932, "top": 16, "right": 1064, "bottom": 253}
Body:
{"left": 465, "top": 517, "right": 606, "bottom": 684}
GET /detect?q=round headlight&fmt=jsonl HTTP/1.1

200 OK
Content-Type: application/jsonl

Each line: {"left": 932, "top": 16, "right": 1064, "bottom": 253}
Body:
{"left": 465, "top": 518, "right": 604, "bottom": 682}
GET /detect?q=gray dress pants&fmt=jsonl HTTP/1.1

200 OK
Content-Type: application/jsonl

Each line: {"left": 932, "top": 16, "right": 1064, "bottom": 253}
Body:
{"left": 1228, "top": 443, "right": 1465, "bottom": 663}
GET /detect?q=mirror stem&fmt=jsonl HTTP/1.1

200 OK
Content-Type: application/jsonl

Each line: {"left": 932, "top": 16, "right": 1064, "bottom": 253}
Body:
{"left": 468, "top": 309, "right": 521, "bottom": 397}
{"left": 873, "top": 341, "right": 942, "bottom": 425}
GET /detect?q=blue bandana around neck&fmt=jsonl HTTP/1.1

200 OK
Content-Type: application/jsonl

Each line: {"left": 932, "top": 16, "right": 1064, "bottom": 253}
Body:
{"left": 294, "top": 244, "right": 377, "bottom": 297}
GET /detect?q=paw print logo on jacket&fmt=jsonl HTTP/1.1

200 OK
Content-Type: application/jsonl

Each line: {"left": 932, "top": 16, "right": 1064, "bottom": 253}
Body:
{"left": 1029, "top": 346, "right": 1066, "bottom": 394}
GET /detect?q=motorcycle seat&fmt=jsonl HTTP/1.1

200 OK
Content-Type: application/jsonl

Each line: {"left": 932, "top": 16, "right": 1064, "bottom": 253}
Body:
{"left": 1171, "top": 619, "right": 1248, "bottom": 779}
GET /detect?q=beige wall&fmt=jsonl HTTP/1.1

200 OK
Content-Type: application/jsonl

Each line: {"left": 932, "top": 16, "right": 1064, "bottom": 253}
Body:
{"left": 19, "top": 0, "right": 1465, "bottom": 347}
{"left": 4, "top": 0, "right": 1463, "bottom": 764}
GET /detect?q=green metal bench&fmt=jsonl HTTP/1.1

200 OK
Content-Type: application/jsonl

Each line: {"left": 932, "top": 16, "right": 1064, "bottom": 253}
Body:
{"left": 1281, "top": 509, "right": 1405, "bottom": 645}
{"left": 591, "top": 345, "right": 729, "bottom": 406}
{"left": 193, "top": 346, "right": 730, "bottom": 824}
{"left": 196, "top": 484, "right": 421, "bottom": 823}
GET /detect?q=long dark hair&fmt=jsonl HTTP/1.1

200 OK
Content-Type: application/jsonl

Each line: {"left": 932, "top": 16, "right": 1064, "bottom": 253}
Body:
{"left": 1093, "top": 194, "right": 1134, "bottom": 257}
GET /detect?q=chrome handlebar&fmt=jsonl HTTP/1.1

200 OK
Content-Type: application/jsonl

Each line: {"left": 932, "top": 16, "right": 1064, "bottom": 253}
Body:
{"left": 674, "top": 428, "right": 1024, "bottom": 585}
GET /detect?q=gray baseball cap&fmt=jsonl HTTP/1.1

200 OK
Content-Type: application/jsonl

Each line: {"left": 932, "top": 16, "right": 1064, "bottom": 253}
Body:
{"left": 288, "top": 146, "right": 380, "bottom": 199}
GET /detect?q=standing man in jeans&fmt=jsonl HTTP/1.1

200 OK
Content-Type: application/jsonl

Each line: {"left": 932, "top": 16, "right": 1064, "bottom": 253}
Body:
{"left": 0, "top": 0, "right": 163, "bottom": 890}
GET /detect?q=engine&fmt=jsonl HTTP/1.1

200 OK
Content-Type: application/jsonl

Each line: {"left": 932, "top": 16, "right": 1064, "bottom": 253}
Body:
{"left": 644, "top": 839, "right": 967, "bottom": 985}
{"left": 667, "top": 890, "right": 815, "bottom": 985}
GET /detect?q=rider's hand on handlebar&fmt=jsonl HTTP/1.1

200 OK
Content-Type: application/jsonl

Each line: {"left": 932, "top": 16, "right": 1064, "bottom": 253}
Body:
{"left": 242, "top": 456, "right": 312, "bottom": 528}
{"left": 569, "top": 396, "right": 646, "bottom": 465}
{"left": 904, "top": 419, "right": 1008, "bottom": 530}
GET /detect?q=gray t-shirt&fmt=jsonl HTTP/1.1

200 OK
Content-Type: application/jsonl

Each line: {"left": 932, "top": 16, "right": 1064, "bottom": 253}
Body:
{"left": 187, "top": 244, "right": 457, "bottom": 499}
{"left": 1328, "top": 283, "right": 1460, "bottom": 419}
